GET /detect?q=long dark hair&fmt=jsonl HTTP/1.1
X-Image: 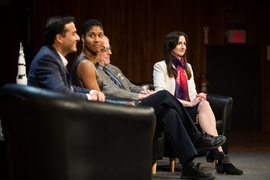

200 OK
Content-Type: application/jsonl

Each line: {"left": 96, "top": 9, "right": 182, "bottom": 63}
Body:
{"left": 162, "top": 31, "right": 191, "bottom": 79}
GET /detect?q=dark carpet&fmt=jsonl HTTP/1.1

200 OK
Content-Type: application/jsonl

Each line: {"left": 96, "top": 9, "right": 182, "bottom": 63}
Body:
{"left": 152, "top": 152, "right": 270, "bottom": 180}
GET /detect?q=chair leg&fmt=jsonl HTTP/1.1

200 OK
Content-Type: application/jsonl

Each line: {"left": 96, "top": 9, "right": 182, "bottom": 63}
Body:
{"left": 152, "top": 160, "right": 157, "bottom": 174}
{"left": 169, "top": 158, "right": 176, "bottom": 172}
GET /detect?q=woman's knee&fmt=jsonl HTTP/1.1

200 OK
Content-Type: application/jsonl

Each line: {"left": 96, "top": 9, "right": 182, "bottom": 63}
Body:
{"left": 199, "top": 100, "right": 210, "bottom": 109}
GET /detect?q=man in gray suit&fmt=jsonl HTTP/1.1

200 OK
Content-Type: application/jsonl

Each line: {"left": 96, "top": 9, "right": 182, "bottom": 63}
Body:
{"left": 95, "top": 36, "right": 224, "bottom": 180}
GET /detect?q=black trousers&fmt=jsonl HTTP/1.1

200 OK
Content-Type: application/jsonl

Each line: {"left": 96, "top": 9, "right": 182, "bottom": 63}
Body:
{"left": 141, "top": 90, "right": 198, "bottom": 164}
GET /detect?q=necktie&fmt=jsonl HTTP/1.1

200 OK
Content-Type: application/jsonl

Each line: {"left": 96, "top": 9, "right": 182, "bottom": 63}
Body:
{"left": 102, "top": 67, "right": 125, "bottom": 89}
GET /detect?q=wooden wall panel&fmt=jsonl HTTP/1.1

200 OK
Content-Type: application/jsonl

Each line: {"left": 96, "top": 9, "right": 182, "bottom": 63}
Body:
{"left": 31, "top": 0, "right": 214, "bottom": 84}
{"left": 31, "top": 0, "right": 270, "bottom": 84}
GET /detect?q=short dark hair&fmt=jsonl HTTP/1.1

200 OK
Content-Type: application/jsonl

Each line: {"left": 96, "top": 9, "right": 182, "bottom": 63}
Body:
{"left": 44, "top": 16, "right": 75, "bottom": 45}
{"left": 81, "top": 19, "right": 103, "bottom": 36}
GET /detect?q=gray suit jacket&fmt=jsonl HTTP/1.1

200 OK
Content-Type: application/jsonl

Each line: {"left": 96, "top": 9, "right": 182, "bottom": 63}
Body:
{"left": 97, "top": 64, "right": 143, "bottom": 100}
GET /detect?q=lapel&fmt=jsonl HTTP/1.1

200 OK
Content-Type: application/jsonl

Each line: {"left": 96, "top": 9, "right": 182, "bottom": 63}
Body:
{"left": 48, "top": 45, "right": 72, "bottom": 89}
{"left": 106, "top": 65, "right": 129, "bottom": 90}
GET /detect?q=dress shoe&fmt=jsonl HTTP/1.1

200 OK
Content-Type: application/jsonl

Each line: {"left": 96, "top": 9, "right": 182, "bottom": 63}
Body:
{"left": 194, "top": 132, "right": 226, "bottom": 152}
{"left": 206, "top": 149, "right": 225, "bottom": 163}
{"left": 181, "top": 162, "right": 215, "bottom": 180}
{"left": 216, "top": 156, "right": 243, "bottom": 175}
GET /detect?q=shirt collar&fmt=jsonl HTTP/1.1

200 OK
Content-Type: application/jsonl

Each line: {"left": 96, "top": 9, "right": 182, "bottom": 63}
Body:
{"left": 98, "top": 64, "right": 104, "bottom": 70}
{"left": 56, "top": 51, "right": 68, "bottom": 66}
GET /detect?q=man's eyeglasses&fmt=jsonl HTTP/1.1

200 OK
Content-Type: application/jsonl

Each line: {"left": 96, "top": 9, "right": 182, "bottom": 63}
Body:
{"left": 101, "top": 46, "right": 112, "bottom": 52}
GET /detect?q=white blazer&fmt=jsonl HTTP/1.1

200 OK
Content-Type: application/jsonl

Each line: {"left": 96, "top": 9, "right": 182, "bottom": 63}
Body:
{"left": 153, "top": 60, "right": 197, "bottom": 101}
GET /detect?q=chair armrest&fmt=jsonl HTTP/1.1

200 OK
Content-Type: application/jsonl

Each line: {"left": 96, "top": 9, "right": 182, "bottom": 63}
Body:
{"left": 207, "top": 93, "right": 233, "bottom": 154}
{"left": 135, "top": 82, "right": 155, "bottom": 90}
{"left": 0, "top": 83, "right": 155, "bottom": 180}
{"left": 105, "top": 96, "right": 141, "bottom": 105}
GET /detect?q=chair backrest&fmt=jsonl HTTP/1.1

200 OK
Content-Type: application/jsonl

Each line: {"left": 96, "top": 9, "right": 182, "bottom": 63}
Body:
{"left": 0, "top": 83, "right": 156, "bottom": 180}
{"left": 136, "top": 82, "right": 155, "bottom": 90}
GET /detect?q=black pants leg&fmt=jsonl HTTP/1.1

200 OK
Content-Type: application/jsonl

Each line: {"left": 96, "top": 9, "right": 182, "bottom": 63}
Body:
{"left": 141, "top": 90, "right": 200, "bottom": 138}
{"left": 156, "top": 107, "right": 197, "bottom": 164}
{"left": 141, "top": 90, "right": 199, "bottom": 164}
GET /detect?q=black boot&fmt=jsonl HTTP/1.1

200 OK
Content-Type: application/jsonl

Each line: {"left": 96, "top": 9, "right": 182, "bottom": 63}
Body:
{"left": 216, "top": 155, "right": 243, "bottom": 175}
{"left": 206, "top": 149, "right": 224, "bottom": 163}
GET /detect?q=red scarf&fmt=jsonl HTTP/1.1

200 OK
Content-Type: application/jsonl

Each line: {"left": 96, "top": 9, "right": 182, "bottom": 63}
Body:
{"left": 172, "top": 56, "right": 189, "bottom": 101}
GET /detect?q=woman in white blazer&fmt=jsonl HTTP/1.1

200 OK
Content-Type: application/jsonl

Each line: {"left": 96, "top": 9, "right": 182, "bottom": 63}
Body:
{"left": 153, "top": 31, "right": 243, "bottom": 175}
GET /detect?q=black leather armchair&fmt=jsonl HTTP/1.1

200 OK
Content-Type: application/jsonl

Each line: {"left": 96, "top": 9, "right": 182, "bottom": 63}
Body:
{"left": 0, "top": 83, "right": 156, "bottom": 180}
{"left": 137, "top": 82, "right": 233, "bottom": 174}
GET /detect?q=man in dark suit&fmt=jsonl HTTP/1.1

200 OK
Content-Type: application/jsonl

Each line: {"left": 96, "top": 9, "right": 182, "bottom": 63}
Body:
{"left": 95, "top": 36, "right": 225, "bottom": 180}
{"left": 28, "top": 16, "right": 105, "bottom": 101}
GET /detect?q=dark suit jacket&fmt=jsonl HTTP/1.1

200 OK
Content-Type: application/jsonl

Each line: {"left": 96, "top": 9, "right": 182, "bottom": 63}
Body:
{"left": 97, "top": 64, "right": 143, "bottom": 100}
{"left": 28, "top": 45, "right": 90, "bottom": 100}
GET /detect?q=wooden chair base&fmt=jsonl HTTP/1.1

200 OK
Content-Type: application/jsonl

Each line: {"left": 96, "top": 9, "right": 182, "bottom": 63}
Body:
{"left": 169, "top": 158, "right": 176, "bottom": 172}
{"left": 152, "top": 160, "right": 157, "bottom": 174}
{"left": 152, "top": 158, "right": 176, "bottom": 174}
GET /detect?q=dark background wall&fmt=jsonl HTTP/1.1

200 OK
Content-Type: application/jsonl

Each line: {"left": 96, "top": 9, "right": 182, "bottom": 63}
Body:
{"left": 207, "top": 45, "right": 260, "bottom": 131}
{"left": 0, "top": 0, "right": 269, "bottom": 131}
